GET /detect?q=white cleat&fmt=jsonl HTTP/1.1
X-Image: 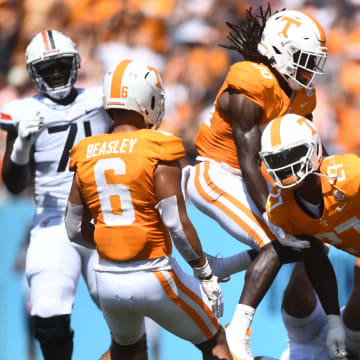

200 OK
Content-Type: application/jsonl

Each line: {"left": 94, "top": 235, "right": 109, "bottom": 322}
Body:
{"left": 225, "top": 326, "right": 254, "bottom": 360}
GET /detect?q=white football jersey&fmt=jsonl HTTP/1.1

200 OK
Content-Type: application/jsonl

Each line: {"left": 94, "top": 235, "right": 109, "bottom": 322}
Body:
{"left": 0, "top": 87, "right": 113, "bottom": 211}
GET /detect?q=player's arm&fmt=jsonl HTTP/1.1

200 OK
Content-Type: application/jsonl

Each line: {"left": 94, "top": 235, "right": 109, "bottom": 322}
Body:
{"left": 301, "top": 234, "right": 347, "bottom": 358}
{"left": 301, "top": 235, "right": 340, "bottom": 314}
{"left": 2, "top": 130, "right": 33, "bottom": 194}
{"left": 219, "top": 88, "right": 268, "bottom": 213}
{"left": 154, "top": 160, "right": 208, "bottom": 268}
{"left": 64, "top": 174, "right": 95, "bottom": 249}
{"left": 2, "top": 111, "right": 44, "bottom": 194}
{"left": 154, "top": 160, "right": 223, "bottom": 317}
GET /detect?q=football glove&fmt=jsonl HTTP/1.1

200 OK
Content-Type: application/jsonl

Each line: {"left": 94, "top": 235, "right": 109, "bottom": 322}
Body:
{"left": 193, "top": 258, "right": 224, "bottom": 318}
{"left": 10, "top": 111, "right": 44, "bottom": 165}
{"left": 326, "top": 315, "right": 347, "bottom": 360}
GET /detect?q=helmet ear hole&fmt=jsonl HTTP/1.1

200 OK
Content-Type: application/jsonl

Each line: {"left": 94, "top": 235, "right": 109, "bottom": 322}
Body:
{"left": 151, "top": 96, "right": 155, "bottom": 110}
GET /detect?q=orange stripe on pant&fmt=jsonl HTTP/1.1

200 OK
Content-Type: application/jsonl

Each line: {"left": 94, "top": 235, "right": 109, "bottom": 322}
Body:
{"left": 194, "top": 162, "right": 274, "bottom": 248}
{"left": 153, "top": 271, "right": 217, "bottom": 340}
{"left": 169, "top": 270, "right": 220, "bottom": 331}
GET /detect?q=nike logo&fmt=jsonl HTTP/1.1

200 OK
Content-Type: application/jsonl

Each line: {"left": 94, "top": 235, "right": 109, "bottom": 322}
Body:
{"left": 300, "top": 102, "right": 309, "bottom": 108}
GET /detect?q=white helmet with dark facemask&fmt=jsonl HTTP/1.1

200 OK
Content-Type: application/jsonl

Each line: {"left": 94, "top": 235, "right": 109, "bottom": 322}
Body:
{"left": 25, "top": 30, "right": 80, "bottom": 100}
{"left": 258, "top": 10, "right": 327, "bottom": 90}
{"left": 260, "top": 114, "right": 322, "bottom": 188}
{"left": 103, "top": 59, "right": 165, "bottom": 127}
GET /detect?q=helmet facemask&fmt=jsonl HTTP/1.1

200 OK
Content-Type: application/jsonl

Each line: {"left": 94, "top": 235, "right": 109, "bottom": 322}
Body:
{"left": 260, "top": 140, "right": 321, "bottom": 188}
{"left": 285, "top": 46, "right": 327, "bottom": 90}
{"left": 28, "top": 54, "right": 80, "bottom": 100}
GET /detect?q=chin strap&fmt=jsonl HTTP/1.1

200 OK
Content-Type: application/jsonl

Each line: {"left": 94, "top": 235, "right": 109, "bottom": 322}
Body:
{"left": 313, "top": 171, "right": 338, "bottom": 184}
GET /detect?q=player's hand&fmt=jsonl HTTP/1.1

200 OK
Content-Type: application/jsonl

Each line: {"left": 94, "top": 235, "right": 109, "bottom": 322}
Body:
{"left": 262, "top": 212, "right": 310, "bottom": 250}
{"left": 10, "top": 112, "right": 44, "bottom": 165}
{"left": 18, "top": 111, "right": 44, "bottom": 141}
{"left": 193, "top": 258, "right": 224, "bottom": 318}
{"left": 326, "top": 315, "right": 347, "bottom": 360}
{"left": 200, "top": 275, "right": 224, "bottom": 318}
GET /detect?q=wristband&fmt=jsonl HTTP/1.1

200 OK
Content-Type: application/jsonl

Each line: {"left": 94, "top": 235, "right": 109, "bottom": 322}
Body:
{"left": 327, "top": 314, "right": 342, "bottom": 328}
{"left": 193, "top": 258, "right": 213, "bottom": 279}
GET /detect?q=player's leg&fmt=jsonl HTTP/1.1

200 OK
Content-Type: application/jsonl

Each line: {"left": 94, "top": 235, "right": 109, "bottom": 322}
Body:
{"left": 147, "top": 259, "right": 232, "bottom": 360}
{"left": 144, "top": 317, "right": 161, "bottom": 360}
{"left": 282, "top": 262, "right": 317, "bottom": 318}
{"left": 343, "top": 257, "right": 360, "bottom": 359}
{"left": 186, "top": 160, "right": 272, "bottom": 250}
{"left": 26, "top": 217, "right": 82, "bottom": 360}
{"left": 110, "top": 335, "right": 147, "bottom": 360}
{"left": 281, "top": 262, "right": 331, "bottom": 360}
{"left": 186, "top": 160, "right": 292, "bottom": 359}
{"left": 94, "top": 264, "right": 149, "bottom": 360}
{"left": 78, "top": 244, "right": 101, "bottom": 307}
{"left": 195, "top": 327, "right": 232, "bottom": 359}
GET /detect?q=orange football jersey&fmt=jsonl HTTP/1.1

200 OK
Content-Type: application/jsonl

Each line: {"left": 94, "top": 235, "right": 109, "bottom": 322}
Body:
{"left": 195, "top": 61, "right": 316, "bottom": 170}
{"left": 267, "top": 154, "right": 360, "bottom": 255}
{"left": 69, "top": 129, "right": 186, "bottom": 261}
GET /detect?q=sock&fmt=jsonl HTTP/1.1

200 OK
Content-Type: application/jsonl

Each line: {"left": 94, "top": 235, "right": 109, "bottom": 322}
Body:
{"left": 222, "top": 250, "right": 254, "bottom": 276}
{"left": 206, "top": 250, "right": 255, "bottom": 280}
{"left": 227, "top": 304, "right": 255, "bottom": 338}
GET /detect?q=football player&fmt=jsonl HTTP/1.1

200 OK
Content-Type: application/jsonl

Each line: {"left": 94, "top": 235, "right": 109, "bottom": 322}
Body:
{"left": 183, "top": 5, "right": 328, "bottom": 359}
{"left": 0, "top": 30, "right": 113, "bottom": 359}
{"left": 64, "top": 59, "right": 231, "bottom": 360}
{"left": 261, "top": 113, "right": 360, "bottom": 359}
{"left": 280, "top": 258, "right": 360, "bottom": 360}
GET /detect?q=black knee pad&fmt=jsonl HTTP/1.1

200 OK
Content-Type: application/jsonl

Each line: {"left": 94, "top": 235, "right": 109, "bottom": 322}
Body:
{"left": 33, "top": 315, "right": 74, "bottom": 345}
{"left": 271, "top": 240, "right": 304, "bottom": 264}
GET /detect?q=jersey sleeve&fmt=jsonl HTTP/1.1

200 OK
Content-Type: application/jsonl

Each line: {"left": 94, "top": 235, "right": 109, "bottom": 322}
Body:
{"left": 0, "top": 99, "right": 22, "bottom": 131}
{"left": 323, "top": 154, "right": 360, "bottom": 197}
{"left": 226, "top": 62, "right": 272, "bottom": 109}
{"left": 69, "top": 141, "right": 84, "bottom": 172}
{"left": 152, "top": 130, "right": 186, "bottom": 162}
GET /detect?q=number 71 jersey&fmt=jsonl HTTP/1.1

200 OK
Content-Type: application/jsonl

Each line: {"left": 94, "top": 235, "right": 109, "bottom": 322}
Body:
{"left": 266, "top": 154, "right": 360, "bottom": 256}
{"left": 0, "top": 87, "right": 113, "bottom": 211}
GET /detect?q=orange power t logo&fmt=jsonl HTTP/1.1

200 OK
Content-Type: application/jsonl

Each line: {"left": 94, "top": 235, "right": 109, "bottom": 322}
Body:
{"left": 278, "top": 17, "right": 302, "bottom": 38}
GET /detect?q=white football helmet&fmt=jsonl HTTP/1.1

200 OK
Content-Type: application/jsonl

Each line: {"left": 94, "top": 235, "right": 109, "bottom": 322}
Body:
{"left": 260, "top": 114, "right": 322, "bottom": 188}
{"left": 258, "top": 10, "right": 327, "bottom": 90}
{"left": 25, "top": 30, "right": 80, "bottom": 100}
{"left": 103, "top": 59, "right": 165, "bottom": 126}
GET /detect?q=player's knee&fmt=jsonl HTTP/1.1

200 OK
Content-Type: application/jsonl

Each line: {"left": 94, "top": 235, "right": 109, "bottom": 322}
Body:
{"left": 33, "top": 315, "right": 74, "bottom": 346}
{"left": 196, "top": 328, "right": 231, "bottom": 359}
{"left": 111, "top": 334, "right": 147, "bottom": 359}
{"left": 271, "top": 240, "right": 303, "bottom": 264}
{"left": 345, "top": 325, "right": 360, "bottom": 358}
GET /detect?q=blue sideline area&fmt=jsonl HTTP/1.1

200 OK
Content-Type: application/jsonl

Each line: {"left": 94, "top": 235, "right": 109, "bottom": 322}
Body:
{"left": 0, "top": 196, "right": 355, "bottom": 360}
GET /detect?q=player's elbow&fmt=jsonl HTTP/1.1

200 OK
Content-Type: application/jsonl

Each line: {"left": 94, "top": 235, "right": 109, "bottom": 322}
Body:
{"left": 1, "top": 162, "right": 31, "bottom": 194}
{"left": 65, "top": 201, "right": 95, "bottom": 249}
{"left": 2, "top": 172, "right": 27, "bottom": 194}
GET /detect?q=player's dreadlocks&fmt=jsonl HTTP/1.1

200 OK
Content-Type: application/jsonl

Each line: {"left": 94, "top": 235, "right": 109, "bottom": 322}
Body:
{"left": 221, "top": 4, "right": 276, "bottom": 66}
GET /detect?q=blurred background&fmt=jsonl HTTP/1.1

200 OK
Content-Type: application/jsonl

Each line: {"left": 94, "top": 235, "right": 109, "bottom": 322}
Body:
{"left": 0, "top": 0, "right": 359, "bottom": 359}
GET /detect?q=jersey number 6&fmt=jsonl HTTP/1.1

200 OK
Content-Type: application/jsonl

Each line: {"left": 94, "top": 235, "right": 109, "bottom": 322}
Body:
{"left": 94, "top": 158, "right": 136, "bottom": 226}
